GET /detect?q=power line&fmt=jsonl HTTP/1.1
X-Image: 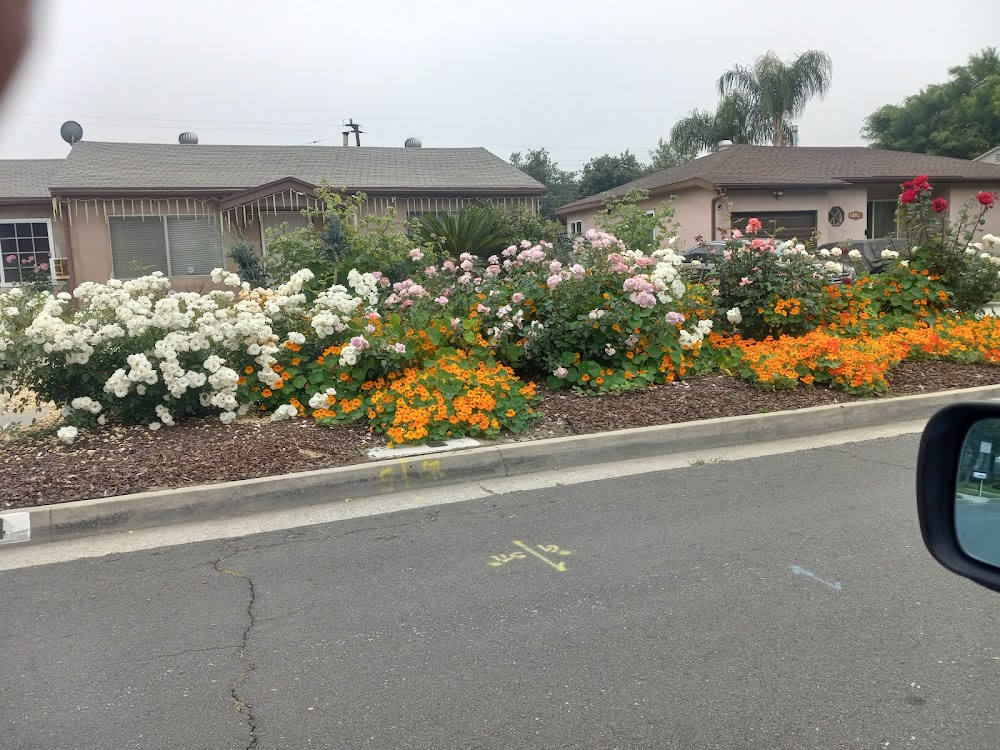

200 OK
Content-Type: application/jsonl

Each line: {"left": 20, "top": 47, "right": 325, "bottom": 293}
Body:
{"left": 0, "top": 111, "right": 617, "bottom": 152}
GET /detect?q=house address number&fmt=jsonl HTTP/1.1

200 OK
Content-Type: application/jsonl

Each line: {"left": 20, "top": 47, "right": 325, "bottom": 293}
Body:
{"left": 848, "top": 210, "right": 864, "bottom": 220}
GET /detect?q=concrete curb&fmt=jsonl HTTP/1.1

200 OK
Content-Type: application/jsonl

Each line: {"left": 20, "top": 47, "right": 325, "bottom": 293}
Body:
{"left": 5, "top": 384, "right": 1000, "bottom": 547}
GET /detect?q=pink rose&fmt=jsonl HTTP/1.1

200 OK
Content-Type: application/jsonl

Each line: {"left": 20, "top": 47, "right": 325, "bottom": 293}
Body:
{"left": 731, "top": 229, "right": 743, "bottom": 239}
{"left": 442, "top": 260, "right": 456, "bottom": 272}
{"left": 408, "top": 248, "right": 424, "bottom": 260}
{"left": 477, "top": 304, "right": 491, "bottom": 314}
{"left": 365, "top": 324, "right": 376, "bottom": 333}
{"left": 549, "top": 260, "right": 563, "bottom": 273}
{"left": 435, "top": 295, "right": 449, "bottom": 306}
{"left": 511, "top": 292, "right": 525, "bottom": 304}
{"left": 394, "top": 342, "right": 407, "bottom": 353}
{"left": 739, "top": 277, "right": 752, "bottom": 287}
{"left": 745, "top": 218, "right": 762, "bottom": 233}
{"left": 4, "top": 254, "right": 14, "bottom": 264}
{"left": 425, "top": 266, "right": 437, "bottom": 277}
{"left": 547, "top": 274, "right": 563, "bottom": 288}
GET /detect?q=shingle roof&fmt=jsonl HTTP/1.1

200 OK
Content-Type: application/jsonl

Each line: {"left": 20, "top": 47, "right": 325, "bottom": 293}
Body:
{"left": 0, "top": 159, "right": 64, "bottom": 200}
{"left": 51, "top": 141, "right": 545, "bottom": 194}
{"left": 557, "top": 145, "right": 1000, "bottom": 214}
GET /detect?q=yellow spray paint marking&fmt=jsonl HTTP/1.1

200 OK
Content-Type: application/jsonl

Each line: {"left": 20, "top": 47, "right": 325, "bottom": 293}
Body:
{"left": 489, "top": 540, "right": 572, "bottom": 572}
{"left": 375, "top": 459, "right": 447, "bottom": 491}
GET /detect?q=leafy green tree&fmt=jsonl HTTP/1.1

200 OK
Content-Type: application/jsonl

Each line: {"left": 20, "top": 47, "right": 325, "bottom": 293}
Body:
{"left": 509, "top": 148, "right": 581, "bottom": 220}
{"left": 862, "top": 48, "right": 1000, "bottom": 160}
{"left": 410, "top": 206, "right": 509, "bottom": 259}
{"left": 577, "top": 151, "right": 647, "bottom": 198}
{"left": 648, "top": 138, "right": 699, "bottom": 171}
{"left": 717, "top": 50, "right": 833, "bottom": 147}
{"left": 595, "top": 189, "right": 677, "bottom": 254}
{"left": 671, "top": 92, "right": 768, "bottom": 153}
{"left": 475, "top": 201, "right": 565, "bottom": 247}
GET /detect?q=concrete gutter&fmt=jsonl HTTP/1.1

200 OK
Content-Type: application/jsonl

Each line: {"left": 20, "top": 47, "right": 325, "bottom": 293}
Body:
{"left": 5, "top": 384, "right": 1000, "bottom": 547}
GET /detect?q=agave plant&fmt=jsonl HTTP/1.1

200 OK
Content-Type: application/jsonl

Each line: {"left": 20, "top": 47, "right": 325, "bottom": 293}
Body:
{"left": 410, "top": 206, "right": 509, "bottom": 259}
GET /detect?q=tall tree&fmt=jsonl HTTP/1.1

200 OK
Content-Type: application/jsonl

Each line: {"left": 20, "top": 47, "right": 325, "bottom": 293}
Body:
{"left": 717, "top": 50, "right": 833, "bottom": 147}
{"left": 577, "top": 151, "right": 647, "bottom": 197}
{"left": 670, "top": 92, "right": 767, "bottom": 154}
{"left": 862, "top": 48, "right": 1000, "bottom": 160}
{"left": 648, "top": 137, "right": 699, "bottom": 172}
{"left": 509, "top": 148, "right": 580, "bottom": 220}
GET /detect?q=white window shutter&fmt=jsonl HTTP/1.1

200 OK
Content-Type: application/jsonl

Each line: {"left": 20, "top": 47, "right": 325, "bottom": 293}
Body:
{"left": 109, "top": 217, "right": 168, "bottom": 279}
{"left": 165, "top": 216, "right": 224, "bottom": 276}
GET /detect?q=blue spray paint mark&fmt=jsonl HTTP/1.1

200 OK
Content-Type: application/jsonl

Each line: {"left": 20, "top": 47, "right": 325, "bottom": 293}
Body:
{"left": 790, "top": 564, "right": 842, "bottom": 591}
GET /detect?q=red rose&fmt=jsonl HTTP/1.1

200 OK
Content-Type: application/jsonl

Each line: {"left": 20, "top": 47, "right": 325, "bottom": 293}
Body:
{"left": 978, "top": 191, "right": 996, "bottom": 207}
{"left": 932, "top": 197, "right": 948, "bottom": 213}
{"left": 913, "top": 175, "right": 931, "bottom": 190}
{"left": 900, "top": 189, "right": 919, "bottom": 204}
{"left": 903, "top": 180, "right": 914, "bottom": 189}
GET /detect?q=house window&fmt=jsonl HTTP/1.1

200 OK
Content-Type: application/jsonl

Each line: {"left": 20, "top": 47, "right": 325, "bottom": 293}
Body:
{"left": 0, "top": 220, "right": 53, "bottom": 285}
{"left": 866, "top": 200, "right": 898, "bottom": 239}
{"left": 260, "top": 211, "right": 313, "bottom": 252}
{"left": 569, "top": 220, "right": 583, "bottom": 236}
{"left": 109, "top": 216, "right": 223, "bottom": 279}
{"left": 646, "top": 210, "right": 657, "bottom": 241}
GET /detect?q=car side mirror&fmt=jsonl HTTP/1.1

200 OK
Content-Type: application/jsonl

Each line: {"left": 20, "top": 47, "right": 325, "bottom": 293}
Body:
{"left": 918, "top": 402, "right": 1000, "bottom": 593}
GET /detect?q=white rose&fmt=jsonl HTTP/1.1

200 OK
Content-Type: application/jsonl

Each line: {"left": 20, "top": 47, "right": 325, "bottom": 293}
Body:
{"left": 57, "top": 425, "right": 78, "bottom": 444}
{"left": 830, "top": 247, "right": 843, "bottom": 257}
{"left": 848, "top": 249, "right": 862, "bottom": 260}
{"left": 726, "top": 307, "right": 742, "bottom": 324}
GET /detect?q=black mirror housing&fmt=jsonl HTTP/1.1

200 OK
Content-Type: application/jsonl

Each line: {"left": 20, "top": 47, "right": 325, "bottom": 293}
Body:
{"left": 918, "top": 401, "right": 1000, "bottom": 594}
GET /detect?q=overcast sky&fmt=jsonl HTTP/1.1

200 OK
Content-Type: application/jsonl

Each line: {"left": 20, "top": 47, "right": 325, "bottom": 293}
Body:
{"left": 0, "top": 0, "right": 996, "bottom": 169}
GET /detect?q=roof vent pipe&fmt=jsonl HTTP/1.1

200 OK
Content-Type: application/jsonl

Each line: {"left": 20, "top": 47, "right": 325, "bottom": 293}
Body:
{"left": 342, "top": 132, "right": 350, "bottom": 147}
{"left": 716, "top": 139, "right": 733, "bottom": 151}
{"left": 404, "top": 137, "right": 422, "bottom": 148}
{"left": 178, "top": 132, "right": 199, "bottom": 145}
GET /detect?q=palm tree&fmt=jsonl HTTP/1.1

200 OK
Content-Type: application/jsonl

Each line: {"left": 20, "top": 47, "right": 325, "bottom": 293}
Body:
{"left": 410, "top": 206, "right": 509, "bottom": 259}
{"left": 717, "top": 50, "right": 833, "bottom": 147}
{"left": 670, "top": 92, "right": 768, "bottom": 154}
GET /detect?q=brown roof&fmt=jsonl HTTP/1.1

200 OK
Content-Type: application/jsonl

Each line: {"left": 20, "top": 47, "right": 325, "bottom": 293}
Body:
{"left": 0, "top": 159, "right": 63, "bottom": 200}
{"left": 556, "top": 145, "right": 1000, "bottom": 215}
{"left": 52, "top": 141, "right": 545, "bottom": 196}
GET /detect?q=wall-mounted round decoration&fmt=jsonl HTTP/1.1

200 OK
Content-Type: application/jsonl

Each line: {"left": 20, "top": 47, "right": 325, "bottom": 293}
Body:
{"left": 828, "top": 206, "right": 845, "bottom": 227}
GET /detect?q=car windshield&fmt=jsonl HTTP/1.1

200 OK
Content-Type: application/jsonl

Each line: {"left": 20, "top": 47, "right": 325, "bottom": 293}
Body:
{"left": 2, "top": 5, "right": 1000, "bottom": 749}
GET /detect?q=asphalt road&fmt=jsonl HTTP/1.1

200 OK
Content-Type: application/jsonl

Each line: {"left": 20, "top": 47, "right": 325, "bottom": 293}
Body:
{"left": 3, "top": 432, "right": 1000, "bottom": 749}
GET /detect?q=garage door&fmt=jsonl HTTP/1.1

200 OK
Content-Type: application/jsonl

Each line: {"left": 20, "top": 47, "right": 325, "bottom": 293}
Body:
{"left": 730, "top": 211, "right": 817, "bottom": 241}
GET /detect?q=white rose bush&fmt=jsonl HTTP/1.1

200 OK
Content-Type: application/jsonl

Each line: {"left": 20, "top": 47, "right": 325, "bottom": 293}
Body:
{"left": 0, "top": 225, "right": 715, "bottom": 444}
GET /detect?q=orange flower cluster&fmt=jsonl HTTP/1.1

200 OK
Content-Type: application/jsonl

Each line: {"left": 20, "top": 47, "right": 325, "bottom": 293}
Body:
{"left": 366, "top": 350, "right": 539, "bottom": 446}
{"left": 772, "top": 297, "right": 802, "bottom": 317}
{"left": 714, "top": 315, "right": 1000, "bottom": 395}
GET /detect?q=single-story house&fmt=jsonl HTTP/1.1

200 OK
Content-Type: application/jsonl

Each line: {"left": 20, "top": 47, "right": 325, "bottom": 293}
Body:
{"left": 556, "top": 144, "right": 1000, "bottom": 248}
{"left": 0, "top": 140, "right": 545, "bottom": 291}
{"left": 0, "top": 158, "right": 67, "bottom": 286}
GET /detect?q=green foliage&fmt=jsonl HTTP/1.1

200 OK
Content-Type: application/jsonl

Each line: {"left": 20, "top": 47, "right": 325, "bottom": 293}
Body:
{"left": 671, "top": 92, "right": 769, "bottom": 153}
{"left": 893, "top": 180, "right": 1000, "bottom": 314}
{"left": 595, "top": 189, "right": 677, "bottom": 254}
{"left": 477, "top": 202, "right": 564, "bottom": 247}
{"left": 862, "top": 48, "right": 1000, "bottom": 160}
{"left": 410, "top": 206, "right": 509, "bottom": 259}
{"left": 712, "top": 232, "right": 826, "bottom": 339}
{"left": 577, "top": 151, "right": 647, "bottom": 197}
{"left": 228, "top": 240, "right": 269, "bottom": 286}
{"left": 509, "top": 148, "right": 581, "bottom": 220}
{"left": 648, "top": 138, "right": 699, "bottom": 171}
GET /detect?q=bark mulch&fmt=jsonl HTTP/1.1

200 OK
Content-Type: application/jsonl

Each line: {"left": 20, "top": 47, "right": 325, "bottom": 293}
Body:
{"left": 3, "top": 360, "right": 999, "bottom": 510}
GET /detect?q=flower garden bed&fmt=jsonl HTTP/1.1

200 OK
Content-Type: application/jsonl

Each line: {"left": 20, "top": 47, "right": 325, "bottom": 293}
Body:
{"left": 2, "top": 181, "right": 999, "bottom": 511}
{"left": 3, "top": 359, "right": 998, "bottom": 511}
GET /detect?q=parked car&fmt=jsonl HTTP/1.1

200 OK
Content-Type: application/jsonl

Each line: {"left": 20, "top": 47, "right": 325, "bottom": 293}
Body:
{"left": 815, "top": 238, "right": 908, "bottom": 273}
